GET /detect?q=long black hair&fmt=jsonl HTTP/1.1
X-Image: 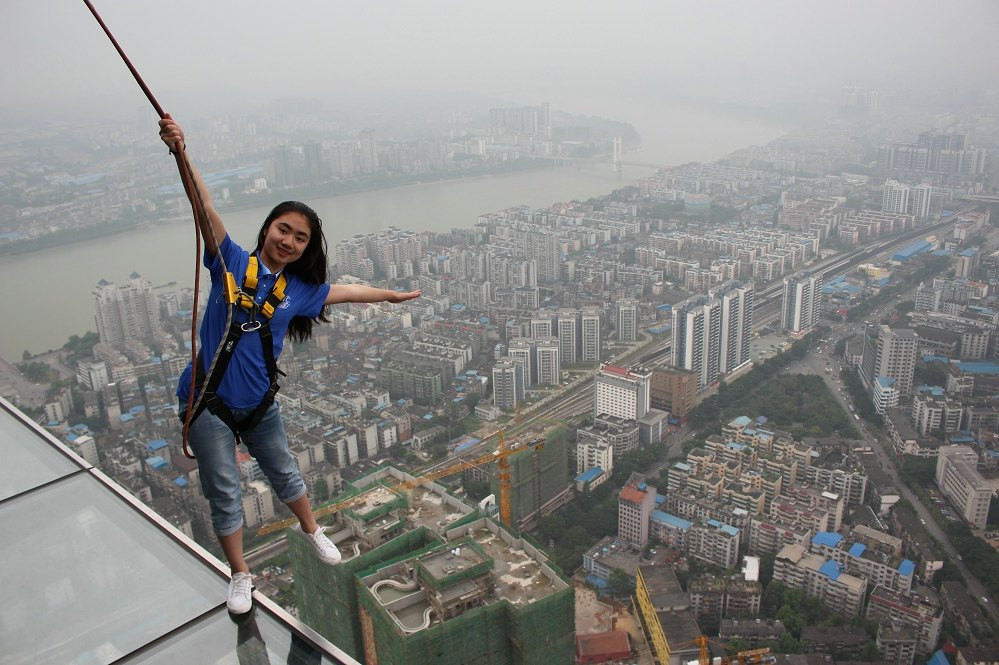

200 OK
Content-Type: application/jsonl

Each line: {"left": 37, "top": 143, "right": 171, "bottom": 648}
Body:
{"left": 255, "top": 201, "right": 331, "bottom": 342}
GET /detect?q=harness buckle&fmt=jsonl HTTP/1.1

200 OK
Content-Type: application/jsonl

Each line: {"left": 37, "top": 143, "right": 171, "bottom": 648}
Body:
{"left": 241, "top": 319, "right": 262, "bottom": 332}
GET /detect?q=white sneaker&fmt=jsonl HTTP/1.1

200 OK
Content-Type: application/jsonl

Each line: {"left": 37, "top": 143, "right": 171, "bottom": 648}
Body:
{"left": 296, "top": 524, "right": 342, "bottom": 564}
{"left": 227, "top": 571, "right": 254, "bottom": 614}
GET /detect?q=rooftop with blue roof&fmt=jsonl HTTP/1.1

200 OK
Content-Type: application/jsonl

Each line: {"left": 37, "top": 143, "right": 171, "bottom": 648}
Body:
{"left": 650, "top": 511, "right": 692, "bottom": 530}
{"left": 818, "top": 560, "right": 843, "bottom": 581}
{"left": 848, "top": 542, "right": 866, "bottom": 558}
{"left": 145, "top": 456, "right": 168, "bottom": 470}
{"left": 575, "top": 467, "right": 604, "bottom": 483}
{"left": 147, "top": 438, "right": 169, "bottom": 452}
{"left": 729, "top": 416, "right": 752, "bottom": 428}
{"left": 875, "top": 376, "right": 896, "bottom": 389}
{"left": 812, "top": 531, "right": 844, "bottom": 548}
{"left": 955, "top": 361, "right": 999, "bottom": 374}
{"left": 921, "top": 355, "right": 951, "bottom": 364}
{"left": 898, "top": 559, "right": 916, "bottom": 577}
{"left": 893, "top": 240, "right": 933, "bottom": 261}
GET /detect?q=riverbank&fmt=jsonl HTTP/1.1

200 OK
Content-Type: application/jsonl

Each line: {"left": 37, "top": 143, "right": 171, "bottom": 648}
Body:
{"left": 0, "top": 157, "right": 556, "bottom": 258}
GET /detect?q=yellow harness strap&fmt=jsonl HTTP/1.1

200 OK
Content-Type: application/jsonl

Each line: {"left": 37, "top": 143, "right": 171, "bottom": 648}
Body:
{"left": 223, "top": 256, "right": 288, "bottom": 318}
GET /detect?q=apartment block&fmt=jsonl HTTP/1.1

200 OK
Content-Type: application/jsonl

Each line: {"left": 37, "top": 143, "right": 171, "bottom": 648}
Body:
{"left": 866, "top": 585, "right": 943, "bottom": 654}
{"left": 619, "top": 474, "right": 657, "bottom": 547}
{"left": 594, "top": 364, "right": 652, "bottom": 420}
{"left": 935, "top": 445, "right": 997, "bottom": 529}
{"left": 774, "top": 544, "right": 867, "bottom": 617}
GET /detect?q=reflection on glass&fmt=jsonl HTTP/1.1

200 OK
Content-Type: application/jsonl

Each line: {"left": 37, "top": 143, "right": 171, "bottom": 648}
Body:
{"left": 121, "top": 608, "right": 332, "bottom": 665}
{"left": 0, "top": 406, "right": 79, "bottom": 501}
{"left": 0, "top": 474, "right": 224, "bottom": 665}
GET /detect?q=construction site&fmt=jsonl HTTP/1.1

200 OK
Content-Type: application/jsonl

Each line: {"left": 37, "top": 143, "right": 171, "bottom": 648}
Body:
{"left": 288, "top": 464, "right": 575, "bottom": 664}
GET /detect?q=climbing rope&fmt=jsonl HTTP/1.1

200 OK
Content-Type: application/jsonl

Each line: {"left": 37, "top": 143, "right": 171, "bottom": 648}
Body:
{"left": 83, "top": 0, "right": 236, "bottom": 457}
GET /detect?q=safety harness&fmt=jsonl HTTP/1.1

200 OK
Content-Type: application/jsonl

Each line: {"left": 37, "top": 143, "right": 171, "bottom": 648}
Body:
{"left": 189, "top": 256, "right": 288, "bottom": 440}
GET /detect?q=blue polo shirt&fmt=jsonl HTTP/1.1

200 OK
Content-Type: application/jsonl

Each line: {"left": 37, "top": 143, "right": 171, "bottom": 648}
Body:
{"left": 177, "top": 234, "right": 330, "bottom": 409}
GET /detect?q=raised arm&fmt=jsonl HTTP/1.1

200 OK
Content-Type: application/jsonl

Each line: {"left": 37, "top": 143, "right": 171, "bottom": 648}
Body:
{"left": 325, "top": 284, "right": 421, "bottom": 306}
{"left": 158, "top": 115, "right": 227, "bottom": 256}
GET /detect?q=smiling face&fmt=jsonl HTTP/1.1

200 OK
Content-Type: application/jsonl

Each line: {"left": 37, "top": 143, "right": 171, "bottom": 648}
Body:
{"left": 259, "top": 211, "right": 312, "bottom": 271}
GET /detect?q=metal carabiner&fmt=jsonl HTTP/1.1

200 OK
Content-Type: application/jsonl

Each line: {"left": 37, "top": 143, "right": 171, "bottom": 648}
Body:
{"left": 241, "top": 302, "right": 262, "bottom": 332}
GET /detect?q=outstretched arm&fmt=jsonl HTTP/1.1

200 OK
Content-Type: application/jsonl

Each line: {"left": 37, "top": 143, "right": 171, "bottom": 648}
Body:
{"left": 325, "top": 285, "right": 421, "bottom": 306}
{"left": 158, "top": 115, "right": 227, "bottom": 256}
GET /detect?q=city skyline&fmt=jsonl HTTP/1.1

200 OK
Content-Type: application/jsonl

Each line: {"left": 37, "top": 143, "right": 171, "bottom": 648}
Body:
{"left": 3, "top": 3, "right": 999, "bottom": 661}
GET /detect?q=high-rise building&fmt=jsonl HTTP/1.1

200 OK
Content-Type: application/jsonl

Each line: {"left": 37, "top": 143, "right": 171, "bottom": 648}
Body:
{"left": 580, "top": 308, "right": 602, "bottom": 362}
{"left": 576, "top": 439, "right": 613, "bottom": 475}
{"left": 303, "top": 141, "right": 323, "bottom": 185}
{"left": 487, "top": 430, "right": 572, "bottom": 530}
{"left": 936, "top": 445, "right": 997, "bottom": 529}
{"left": 841, "top": 86, "right": 879, "bottom": 114}
{"left": 530, "top": 316, "right": 554, "bottom": 340}
{"left": 782, "top": 272, "right": 823, "bottom": 335}
{"left": 290, "top": 467, "right": 575, "bottom": 664}
{"left": 910, "top": 183, "right": 932, "bottom": 219}
{"left": 882, "top": 180, "right": 910, "bottom": 215}
{"left": 882, "top": 179, "right": 932, "bottom": 219}
{"left": 617, "top": 300, "right": 638, "bottom": 343}
{"left": 93, "top": 274, "right": 160, "bottom": 346}
{"left": 489, "top": 103, "right": 552, "bottom": 140}
{"left": 358, "top": 129, "right": 378, "bottom": 174}
{"left": 672, "top": 281, "right": 754, "bottom": 391}
{"left": 76, "top": 359, "right": 110, "bottom": 391}
{"left": 491, "top": 357, "right": 525, "bottom": 409}
{"left": 878, "top": 131, "right": 984, "bottom": 176}
{"left": 527, "top": 232, "right": 561, "bottom": 284}
{"left": 534, "top": 337, "right": 561, "bottom": 386}
{"left": 331, "top": 141, "right": 356, "bottom": 178}
{"left": 507, "top": 339, "right": 534, "bottom": 387}
{"left": 594, "top": 364, "right": 652, "bottom": 420}
{"left": 650, "top": 367, "right": 697, "bottom": 422}
{"left": 618, "top": 473, "right": 657, "bottom": 547}
{"left": 860, "top": 325, "right": 918, "bottom": 395}
{"left": 556, "top": 309, "right": 579, "bottom": 364}
{"left": 273, "top": 146, "right": 296, "bottom": 187}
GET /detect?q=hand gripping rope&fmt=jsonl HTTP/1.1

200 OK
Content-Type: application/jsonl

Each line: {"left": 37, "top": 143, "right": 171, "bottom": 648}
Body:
{"left": 83, "top": 1, "right": 240, "bottom": 458}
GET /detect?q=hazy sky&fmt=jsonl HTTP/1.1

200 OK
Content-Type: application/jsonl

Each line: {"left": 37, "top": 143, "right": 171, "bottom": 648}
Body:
{"left": 3, "top": 0, "right": 999, "bottom": 118}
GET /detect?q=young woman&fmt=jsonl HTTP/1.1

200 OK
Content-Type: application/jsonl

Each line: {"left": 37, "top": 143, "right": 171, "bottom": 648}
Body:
{"left": 159, "top": 116, "right": 420, "bottom": 614}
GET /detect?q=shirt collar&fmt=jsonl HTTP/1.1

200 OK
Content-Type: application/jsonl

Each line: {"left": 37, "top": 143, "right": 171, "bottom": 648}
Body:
{"left": 255, "top": 253, "right": 282, "bottom": 278}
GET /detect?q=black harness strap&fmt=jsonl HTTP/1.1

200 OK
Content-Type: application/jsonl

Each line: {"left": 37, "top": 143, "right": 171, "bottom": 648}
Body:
{"left": 189, "top": 257, "right": 287, "bottom": 440}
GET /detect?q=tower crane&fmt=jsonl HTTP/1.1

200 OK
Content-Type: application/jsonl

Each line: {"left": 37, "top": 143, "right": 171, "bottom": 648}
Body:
{"left": 256, "top": 432, "right": 543, "bottom": 536}
{"left": 675, "top": 637, "right": 771, "bottom": 665}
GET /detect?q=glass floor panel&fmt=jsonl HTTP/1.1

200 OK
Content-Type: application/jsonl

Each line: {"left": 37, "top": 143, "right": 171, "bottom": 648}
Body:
{"left": 0, "top": 405, "right": 80, "bottom": 501}
{"left": 0, "top": 473, "right": 225, "bottom": 665}
{"left": 120, "top": 607, "right": 342, "bottom": 665}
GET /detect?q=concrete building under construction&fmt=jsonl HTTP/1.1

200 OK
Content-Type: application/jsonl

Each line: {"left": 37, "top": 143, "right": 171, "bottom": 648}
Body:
{"left": 485, "top": 432, "right": 573, "bottom": 530}
{"left": 289, "top": 466, "right": 574, "bottom": 665}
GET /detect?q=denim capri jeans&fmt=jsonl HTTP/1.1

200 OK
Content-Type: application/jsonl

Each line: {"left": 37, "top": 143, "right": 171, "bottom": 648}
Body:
{"left": 182, "top": 402, "right": 307, "bottom": 536}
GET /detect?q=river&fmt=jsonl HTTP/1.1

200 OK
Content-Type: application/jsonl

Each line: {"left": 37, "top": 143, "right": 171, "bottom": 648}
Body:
{"left": 1, "top": 104, "right": 788, "bottom": 361}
